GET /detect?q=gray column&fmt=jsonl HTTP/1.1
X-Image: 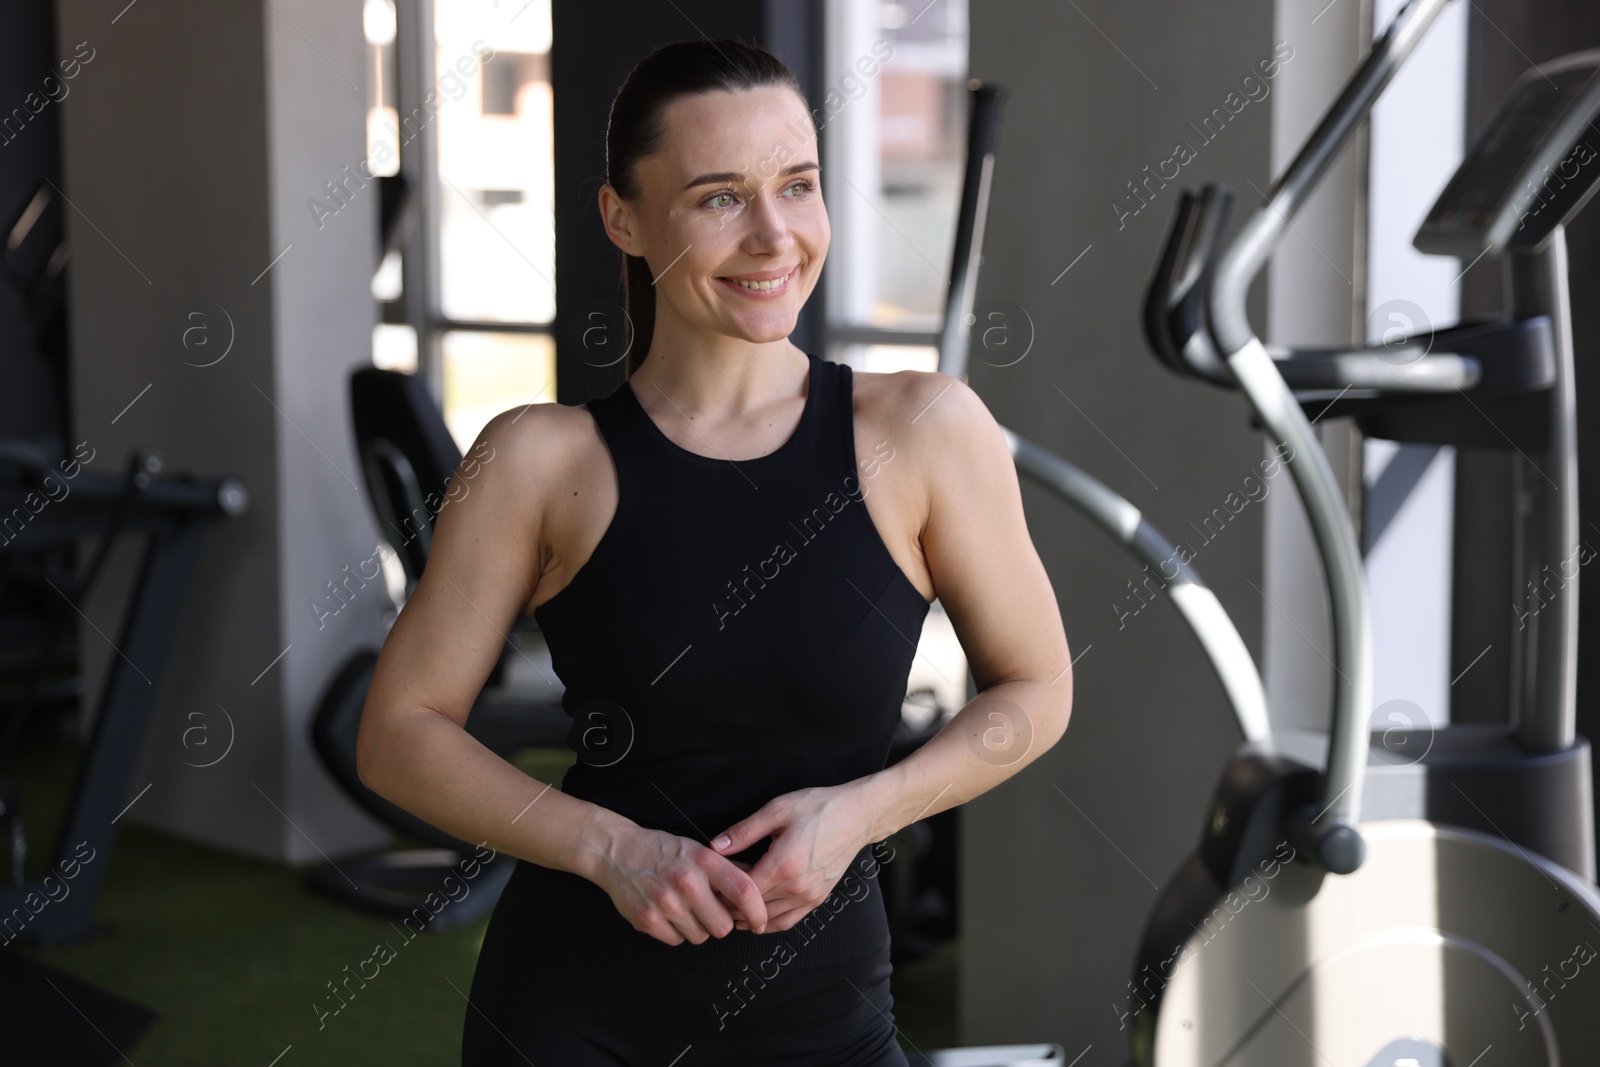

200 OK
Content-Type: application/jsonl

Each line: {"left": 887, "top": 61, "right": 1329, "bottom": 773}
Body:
{"left": 1259, "top": 0, "right": 1366, "bottom": 738}
{"left": 56, "top": 0, "right": 388, "bottom": 863}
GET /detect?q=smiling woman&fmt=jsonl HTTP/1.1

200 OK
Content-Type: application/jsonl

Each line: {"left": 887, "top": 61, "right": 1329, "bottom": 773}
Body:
{"left": 353, "top": 33, "right": 1071, "bottom": 1067}
{"left": 601, "top": 52, "right": 830, "bottom": 381}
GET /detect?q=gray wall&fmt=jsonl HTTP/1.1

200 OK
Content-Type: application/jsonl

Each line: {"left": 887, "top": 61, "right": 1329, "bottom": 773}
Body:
{"left": 56, "top": 0, "right": 388, "bottom": 864}
{"left": 963, "top": 0, "right": 1280, "bottom": 1053}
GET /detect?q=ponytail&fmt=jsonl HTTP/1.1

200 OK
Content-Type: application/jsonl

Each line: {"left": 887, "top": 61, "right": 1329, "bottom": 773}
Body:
{"left": 621, "top": 252, "right": 656, "bottom": 378}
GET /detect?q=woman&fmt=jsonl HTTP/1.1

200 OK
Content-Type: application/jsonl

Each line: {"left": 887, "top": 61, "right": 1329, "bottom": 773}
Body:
{"left": 356, "top": 37, "right": 1073, "bottom": 1066}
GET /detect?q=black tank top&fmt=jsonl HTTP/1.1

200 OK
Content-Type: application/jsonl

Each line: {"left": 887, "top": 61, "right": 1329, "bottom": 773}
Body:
{"left": 529, "top": 350, "right": 931, "bottom": 966}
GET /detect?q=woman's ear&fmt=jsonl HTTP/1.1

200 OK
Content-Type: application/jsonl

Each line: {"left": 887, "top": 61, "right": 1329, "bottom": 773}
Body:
{"left": 599, "top": 184, "right": 645, "bottom": 257}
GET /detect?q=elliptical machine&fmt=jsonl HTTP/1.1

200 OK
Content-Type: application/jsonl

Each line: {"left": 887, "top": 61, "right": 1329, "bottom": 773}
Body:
{"left": 1132, "top": 0, "right": 1600, "bottom": 1061}
{"left": 911, "top": 14, "right": 1600, "bottom": 1057}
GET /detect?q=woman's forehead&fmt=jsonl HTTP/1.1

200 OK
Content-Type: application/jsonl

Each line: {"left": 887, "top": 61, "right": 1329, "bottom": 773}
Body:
{"left": 654, "top": 88, "right": 814, "bottom": 171}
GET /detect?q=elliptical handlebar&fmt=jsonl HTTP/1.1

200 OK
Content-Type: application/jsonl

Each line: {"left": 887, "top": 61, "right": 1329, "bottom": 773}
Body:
{"left": 1003, "top": 427, "right": 1274, "bottom": 746}
{"left": 1198, "top": 0, "right": 1459, "bottom": 875}
{"left": 938, "top": 80, "right": 1009, "bottom": 382}
{"left": 1148, "top": 180, "right": 1484, "bottom": 396}
{"left": 1207, "top": 0, "right": 1456, "bottom": 353}
{"left": 1144, "top": 185, "right": 1236, "bottom": 385}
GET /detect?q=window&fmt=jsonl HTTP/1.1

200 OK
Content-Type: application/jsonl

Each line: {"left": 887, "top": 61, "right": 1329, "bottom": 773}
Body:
{"left": 432, "top": 1, "right": 555, "bottom": 449}
{"left": 440, "top": 330, "right": 557, "bottom": 448}
{"left": 434, "top": 1, "right": 554, "bottom": 330}
{"left": 481, "top": 50, "right": 546, "bottom": 115}
{"left": 377, "top": 0, "right": 556, "bottom": 455}
{"left": 822, "top": 0, "right": 970, "bottom": 373}
{"left": 364, "top": 0, "right": 402, "bottom": 178}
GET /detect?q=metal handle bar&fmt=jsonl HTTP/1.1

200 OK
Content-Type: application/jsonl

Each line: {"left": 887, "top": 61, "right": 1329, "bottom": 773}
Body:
{"left": 1202, "top": 0, "right": 1460, "bottom": 874}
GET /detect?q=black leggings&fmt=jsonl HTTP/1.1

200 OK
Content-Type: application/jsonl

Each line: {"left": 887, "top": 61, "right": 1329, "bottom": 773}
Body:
{"left": 460, "top": 860, "right": 911, "bottom": 1066}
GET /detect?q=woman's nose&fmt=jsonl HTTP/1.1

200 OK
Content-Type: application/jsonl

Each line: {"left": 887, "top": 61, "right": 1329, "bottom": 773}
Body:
{"left": 743, "top": 192, "right": 794, "bottom": 251}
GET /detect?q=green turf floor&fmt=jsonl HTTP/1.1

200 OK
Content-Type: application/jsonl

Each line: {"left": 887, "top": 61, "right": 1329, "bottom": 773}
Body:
{"left": 4, "top": 738, "right": 959, "bottom": 1064}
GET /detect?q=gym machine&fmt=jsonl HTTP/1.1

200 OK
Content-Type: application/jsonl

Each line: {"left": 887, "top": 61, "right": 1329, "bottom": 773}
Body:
{"left": 1136, "top": 0, "right": 1600, "bottom": 1060}
{"left": 923, "top": 4, "right": 1600, "bottom": 1061}
{"left": 0, "top": 440, "right": 246, "bottom": 945}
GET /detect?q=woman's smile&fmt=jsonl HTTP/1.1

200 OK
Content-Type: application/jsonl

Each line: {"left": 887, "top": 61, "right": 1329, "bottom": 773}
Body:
{"left": 715, "top": 265, "right": 798, "bottom": 299}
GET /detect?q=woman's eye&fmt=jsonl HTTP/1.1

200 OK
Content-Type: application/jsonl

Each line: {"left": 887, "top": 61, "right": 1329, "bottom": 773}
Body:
{"left": 704, "top": 179, "right": 816, "bottom": 210}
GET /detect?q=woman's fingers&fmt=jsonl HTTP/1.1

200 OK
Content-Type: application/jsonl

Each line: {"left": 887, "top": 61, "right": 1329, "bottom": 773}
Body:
{"left": 668, "top": 903, "right": 722, "bottom": 944}
{"left": 648, "top": 875, "right": 726, "bottom": 944}
{"left": 705, "top": 860, "right": 770, "bottom": 934}
{"left": 755, "top": 902, "right": 819, "bottom": 933}
{"left": 600, "top": 834, "right": 726, "bottom": 944}
{"left": 727, "top": 891, "right": 814, "bottom": 932}
{"left": 607, "top": 836, "right": 814, "bottom": 943}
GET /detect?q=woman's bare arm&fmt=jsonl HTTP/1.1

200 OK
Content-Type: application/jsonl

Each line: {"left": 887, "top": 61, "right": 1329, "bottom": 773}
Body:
{"left": 854, "top": 372, "right": 1075, "bottom": 841}
{"left": 353, "top": 405, "right": 629, "bottom": 880}
{"left": 354, "top": 404, "right": 770, "bottom": 942}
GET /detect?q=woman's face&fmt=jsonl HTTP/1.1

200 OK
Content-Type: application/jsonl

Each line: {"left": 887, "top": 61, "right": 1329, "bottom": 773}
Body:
{"left": 603, "top": 85, "right": 829, "bottom": 347}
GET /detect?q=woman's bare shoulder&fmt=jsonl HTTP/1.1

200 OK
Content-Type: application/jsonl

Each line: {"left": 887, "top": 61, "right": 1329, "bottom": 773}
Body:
{"left": 849, "top": 364, "right": 995, "bottom": 446}
{"left": 443, "top": 399, "right": 614, "bottom": 553}
{"left": 464, "top": 398, "right": 618, "bottom": 610}
{"left": 844, "top": 365, "right": 996, "bottom": 602}
{"left": 472, "top": 397, "right": 611, "bottom": 487}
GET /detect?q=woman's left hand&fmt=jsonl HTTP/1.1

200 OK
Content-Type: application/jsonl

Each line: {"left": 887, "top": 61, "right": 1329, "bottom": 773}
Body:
{"left": 708, "top": 784, "right": 879, "bottom": 934}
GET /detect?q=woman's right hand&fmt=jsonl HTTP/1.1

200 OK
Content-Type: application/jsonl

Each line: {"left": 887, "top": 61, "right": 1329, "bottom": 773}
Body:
{"left": 592, "top": 826, "right": 770, "bottom": 945}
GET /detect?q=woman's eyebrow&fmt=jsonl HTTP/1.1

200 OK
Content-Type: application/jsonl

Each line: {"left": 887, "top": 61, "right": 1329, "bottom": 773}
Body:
{"left": 682, "top": 162, "right": 820, "bottom": 190}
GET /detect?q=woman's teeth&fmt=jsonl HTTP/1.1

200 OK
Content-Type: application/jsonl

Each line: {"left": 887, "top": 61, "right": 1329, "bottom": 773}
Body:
{"left": 727, "top": 270, "right": 792, "bottom": 291}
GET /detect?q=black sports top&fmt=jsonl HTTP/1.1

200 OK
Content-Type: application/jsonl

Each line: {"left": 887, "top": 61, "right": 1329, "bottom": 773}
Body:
{"left": 529, "top": 350, "right": 932, "bottom": 967}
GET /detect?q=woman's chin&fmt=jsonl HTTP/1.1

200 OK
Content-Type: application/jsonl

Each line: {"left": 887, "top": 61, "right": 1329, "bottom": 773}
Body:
{"left": 720, "top": 315, "right": 799, "bottom": 344}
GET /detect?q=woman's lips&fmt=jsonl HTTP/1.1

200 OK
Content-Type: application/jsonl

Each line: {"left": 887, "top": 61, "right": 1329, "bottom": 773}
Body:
{"left": 716, "top": 267, "right": 796, "bottom": 298}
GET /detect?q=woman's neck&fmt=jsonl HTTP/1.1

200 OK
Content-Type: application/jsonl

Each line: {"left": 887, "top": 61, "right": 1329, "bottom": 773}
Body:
{"left": 630, "top": 336, "right": 808, "bottom": 419}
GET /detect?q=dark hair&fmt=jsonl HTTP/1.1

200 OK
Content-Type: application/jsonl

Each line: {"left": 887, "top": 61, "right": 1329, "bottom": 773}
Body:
{"left": 604, "top": 38, "right": 808, "bottom": 378}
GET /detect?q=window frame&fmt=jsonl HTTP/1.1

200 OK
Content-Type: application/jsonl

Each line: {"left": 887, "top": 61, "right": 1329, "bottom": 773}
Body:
{"left": 817, "top": 0, "right": 968, "bottom": 370}
{"left": 389, "top": 0, "right": 965, "bottom": 398}
{"left": 390, "top": 0, "right": 555, "bottom": 401}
